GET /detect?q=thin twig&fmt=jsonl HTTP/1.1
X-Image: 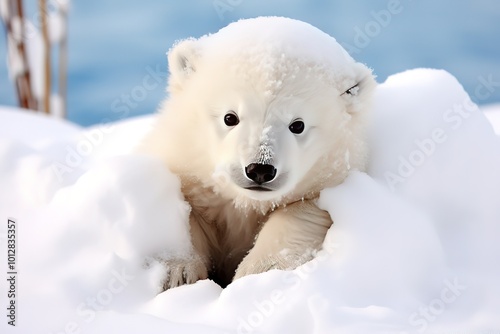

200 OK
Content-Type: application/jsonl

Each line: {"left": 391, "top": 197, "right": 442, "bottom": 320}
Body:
{"left": 58, "top": 5, "right": 68, "bottom": 118}
{"left": 1, "top": 0, "right": 37, "bottom": 110}
{"left": 39, "top": 0, "right": 50, "bottom": 114}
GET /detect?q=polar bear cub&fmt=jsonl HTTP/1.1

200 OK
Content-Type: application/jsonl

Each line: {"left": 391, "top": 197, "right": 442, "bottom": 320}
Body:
{"left": 140, "top": 16, "right": 376, "bottom": 289}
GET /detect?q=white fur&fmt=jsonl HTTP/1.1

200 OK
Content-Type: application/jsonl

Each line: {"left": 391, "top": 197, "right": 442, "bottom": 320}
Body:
{"left": 138, "top": 17, "right": 376, "bottom": 289}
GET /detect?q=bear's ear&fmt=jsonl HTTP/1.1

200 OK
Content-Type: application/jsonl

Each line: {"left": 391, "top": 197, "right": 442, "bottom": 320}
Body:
{"left": 167, "top": 38, "right": 199, "bottom": 92}
{"left": 341, "top": 64, "right": 377, "bottom": 115}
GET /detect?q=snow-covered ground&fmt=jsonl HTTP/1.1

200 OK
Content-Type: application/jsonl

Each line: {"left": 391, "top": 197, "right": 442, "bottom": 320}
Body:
{"left": 1, "top": 69, "right": 500, "bottom": 333}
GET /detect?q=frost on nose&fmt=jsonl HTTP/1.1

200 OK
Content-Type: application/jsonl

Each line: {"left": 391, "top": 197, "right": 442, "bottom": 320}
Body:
{"left": 257, "top": 144, "right": 274, "bottom": 165}
{"left": 256, "top": 125, "right": 275, "bottom": 165}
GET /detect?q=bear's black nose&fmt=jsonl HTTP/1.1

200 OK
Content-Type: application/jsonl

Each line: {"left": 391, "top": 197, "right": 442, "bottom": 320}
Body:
{"left": 245, "top": 163, "right": 277, "bottom": 185}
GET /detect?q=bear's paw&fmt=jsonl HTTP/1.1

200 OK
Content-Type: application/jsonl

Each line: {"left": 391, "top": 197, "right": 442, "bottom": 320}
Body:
{"left": 233, "top": 251, "right": 314, "bottom": 280}
{"left": 161, "top": 255, "right": 208, "bottom": 290}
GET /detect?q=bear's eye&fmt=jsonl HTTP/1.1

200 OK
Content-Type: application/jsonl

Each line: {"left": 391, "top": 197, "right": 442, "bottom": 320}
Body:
{"left": 289, "top": 120, "right": 305, "bottom": 134}
{"left": 343, "top": 83, "right": 359, "bottom": 96}
{"left": 224, "top": 112, "right": 239, "bottom": 127}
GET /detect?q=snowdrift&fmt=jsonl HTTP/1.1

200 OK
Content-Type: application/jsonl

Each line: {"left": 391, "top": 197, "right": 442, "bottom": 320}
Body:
{"left": 1, "top": 69, "right": 500, "bottom": 333}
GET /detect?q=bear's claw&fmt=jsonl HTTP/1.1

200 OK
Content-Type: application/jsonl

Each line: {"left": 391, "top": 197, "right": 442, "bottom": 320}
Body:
{"left": 161, "top": 256, "right": 208, "bottom": 291}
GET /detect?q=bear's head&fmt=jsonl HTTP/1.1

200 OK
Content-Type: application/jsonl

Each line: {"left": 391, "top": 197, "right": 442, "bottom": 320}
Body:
{"left": 160, "top": 17, "right": 376, "bottom": 211}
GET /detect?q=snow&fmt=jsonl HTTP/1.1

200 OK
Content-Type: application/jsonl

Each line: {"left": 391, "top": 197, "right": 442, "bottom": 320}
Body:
{"left": 56, "top": 0, "right": 71, "bottom": 12}
{"left": 24, "top": 20, "right": 44, "bottom": 101}
{"left": 0, "top": 0, "right": 9, "bottom": 22}
{"left": 483, "top": 103, "right": 500, "bottom": 135}
{"left": 9, "top": 15, "right": 23, "bottom": 43}
{"left": 1, "top": 68, "right": 500, "bottom": 333}
{"left": 48, "top": 9, "right": 66, "bottom": 44}
{"left": 6, "top": 34, "right": 25, "bottom": 79}
{"left": 199, "top": 17, "right": 360, "bottom": 90}
{"left": 48, "top": 0, "right": 70, "bottom": 45}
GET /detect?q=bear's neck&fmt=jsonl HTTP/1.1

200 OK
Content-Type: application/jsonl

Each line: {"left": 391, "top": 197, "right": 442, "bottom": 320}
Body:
{"left": 180, "top": 175, "right": 266, "bottom": 230}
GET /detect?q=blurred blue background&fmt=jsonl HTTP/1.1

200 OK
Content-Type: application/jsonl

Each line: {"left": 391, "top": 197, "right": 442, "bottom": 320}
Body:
{"left": 1, "top": 0, "right": 500, "bottom": 126}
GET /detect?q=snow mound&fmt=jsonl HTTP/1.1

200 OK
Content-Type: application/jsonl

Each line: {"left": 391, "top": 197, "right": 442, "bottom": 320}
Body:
{"left": 1, "top": 69, "right": 500, "bottom": 333}
{"left": 483, "top": 103, "right": 500, "bottom": 135}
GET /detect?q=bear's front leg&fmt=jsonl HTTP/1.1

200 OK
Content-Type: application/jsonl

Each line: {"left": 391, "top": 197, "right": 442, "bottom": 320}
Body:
{"left": 233, "top": 199, "right": 332, "bottom": 280}
{"left": 160, "top": 213, "right": 211, "bottom": 290}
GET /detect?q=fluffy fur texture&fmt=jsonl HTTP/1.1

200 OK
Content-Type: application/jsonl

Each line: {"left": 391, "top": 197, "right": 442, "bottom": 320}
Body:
{"left": 139, "top": 17, "right": 376, "bottom": 289}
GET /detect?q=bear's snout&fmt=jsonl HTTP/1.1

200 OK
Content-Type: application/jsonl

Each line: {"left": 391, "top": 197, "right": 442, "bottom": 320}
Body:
{"left": 245, "top": 163, "right": 277, "bottom": 185}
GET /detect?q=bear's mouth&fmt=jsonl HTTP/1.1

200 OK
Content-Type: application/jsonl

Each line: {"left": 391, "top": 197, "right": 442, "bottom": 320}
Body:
{"left": 229, "top": 166, "right": 288, "bottom": 195}
{"left": 245, "top": 186, "right": 273, "bottom": 192}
